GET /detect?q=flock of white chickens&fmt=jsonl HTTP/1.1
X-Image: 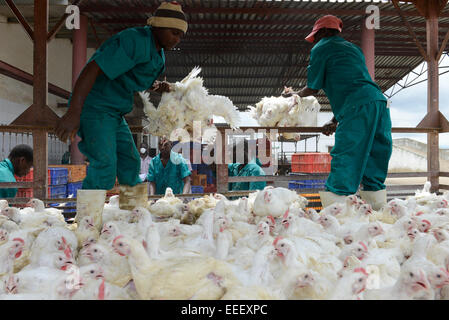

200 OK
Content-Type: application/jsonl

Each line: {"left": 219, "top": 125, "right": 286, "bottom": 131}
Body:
{"left": 1, "top": 182, "right": 449, "bottom": 300}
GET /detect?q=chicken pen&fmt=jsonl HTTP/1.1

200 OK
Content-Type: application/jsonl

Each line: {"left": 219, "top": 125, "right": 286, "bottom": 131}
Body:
{"left": 0, "top": 0, "right": 449, "bottom": 300}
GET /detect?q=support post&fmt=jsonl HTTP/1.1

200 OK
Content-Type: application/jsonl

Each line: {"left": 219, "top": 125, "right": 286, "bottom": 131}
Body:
{"left": 32, "top": 0, "right": 49, "bottom": 199}
{"left": 216, "top": 128, "right": 229, "bottom": 194}
{"left": 361, "top": 17, "right": 376, "bottom": 81}
{"left": 426, "top": 1, "right": 440, "bottom": 193}
{"left": 70, "top": 14, "right": 88, "bottom": 165}
{"left": 32, "top": 130, "right": 48, "bottom": 199}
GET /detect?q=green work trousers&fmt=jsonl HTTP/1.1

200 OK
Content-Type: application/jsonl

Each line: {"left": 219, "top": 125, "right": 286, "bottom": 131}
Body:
{"left": 325, "top": 100, "right": 392, "bottom": 195}
{"left": 78, "top": 112, "right": 141, "bottom": 190}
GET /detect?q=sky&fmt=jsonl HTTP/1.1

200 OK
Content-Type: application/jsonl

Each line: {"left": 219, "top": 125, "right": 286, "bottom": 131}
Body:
{"left": 387, "top": 54, "right": 449, "bottom": 148}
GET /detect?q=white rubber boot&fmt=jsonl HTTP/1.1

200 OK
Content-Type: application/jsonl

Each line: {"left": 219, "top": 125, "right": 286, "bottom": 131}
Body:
{"left": 119, "top": 183, "right": 148, "bottom": 211}
{"left": 319, "top": 191, "right": 347, "bottom": 208}
{"left": 76, "top": 189, "right": 106, "bottom": 231}
{"left": 359, "top": 189, "right": 387, "bottom": 211}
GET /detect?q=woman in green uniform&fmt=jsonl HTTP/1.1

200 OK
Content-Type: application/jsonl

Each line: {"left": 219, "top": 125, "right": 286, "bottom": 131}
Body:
{"left": 287, "top": 15, "right": 392, "bottom": 210}
{"left": 55, "top": 2, "right": 187, "bottom": 195}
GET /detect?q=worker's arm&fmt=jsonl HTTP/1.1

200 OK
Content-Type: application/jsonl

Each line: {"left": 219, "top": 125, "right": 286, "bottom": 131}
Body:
{"left": 55, "top": 61, "right": 103, "bottom": 143}
{"left": 149, "top": 182, "right": 156, "bottom": 196}
{"left": 298, "top": 87, "right": 319, "bottom": 97}
{"left": 182, "top": 176, "right": 191, "bottom": 194}
{"left": 281, "top": 86, "right": 318, "bottom": 98}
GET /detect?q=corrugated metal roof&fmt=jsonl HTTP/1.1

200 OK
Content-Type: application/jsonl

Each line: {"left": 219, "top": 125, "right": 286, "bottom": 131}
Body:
{"left": 2, "top": 0, "right": 448, "bottom": 111}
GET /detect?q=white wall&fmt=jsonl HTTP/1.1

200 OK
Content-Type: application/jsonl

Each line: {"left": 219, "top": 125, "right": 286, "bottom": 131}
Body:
{"left": 388, "top": 146, "right": 427, "bottom": 172}
{"left": 0, "top": 14, "right": 95, "bottom": 163}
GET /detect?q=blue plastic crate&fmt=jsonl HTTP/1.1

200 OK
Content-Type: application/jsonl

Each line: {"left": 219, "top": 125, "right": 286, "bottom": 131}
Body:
{"left": 67, "top": 182, "right": 83, "bottom": 197}
{"left": 48, "top": 167, "right": 68, "bottom": 186}
{"left": 191, "top": 186, "right": 204, "bottom": 194}
{"left": 197, "top": 164, "right": 211, "bottom": 175}
{"left": 49, "top": 185, "right": 67, "bottom": 198}
{"left": 289, "top": 179, "right": 326, "bottom": 190}
{"left": 207, "top": 174, "right": 214, "bottom": 185}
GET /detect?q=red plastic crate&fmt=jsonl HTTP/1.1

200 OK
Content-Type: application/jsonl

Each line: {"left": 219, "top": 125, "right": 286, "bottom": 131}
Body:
{"left": 291, "top": 153, "right": 332, "bottom": 173}
{"left": 16, "top": 186, "right": 67, "bottom": 199}
{"left": 17, "top": 188, "right": 33, "bottom": 198}
{"left": 15, "top": 168, "right": 51, "bottom": 185}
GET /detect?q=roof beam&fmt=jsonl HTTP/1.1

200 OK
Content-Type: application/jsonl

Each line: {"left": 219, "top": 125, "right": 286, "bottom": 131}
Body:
{"left": 0, "top": 60, "right": 70, "bottom": 99}
{"left": 164, "top": 75, "right": 401, "bottom": 81}
{"left": 79, "top": 5, "right": 449, "bottom": 17}
{"left": 4, "top": 0, "right": 34, "bottom": 41}
{"left": 92, "top": 18, "right": 449, "bottom": 29}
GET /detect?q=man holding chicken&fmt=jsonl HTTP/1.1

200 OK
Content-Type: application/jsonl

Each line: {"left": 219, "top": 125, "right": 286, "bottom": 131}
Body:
{"left": 55, "top": 2, "right": 187, "bottom": 203}
{"left": 285, "top": 15, "right": 392, "bottom": 210}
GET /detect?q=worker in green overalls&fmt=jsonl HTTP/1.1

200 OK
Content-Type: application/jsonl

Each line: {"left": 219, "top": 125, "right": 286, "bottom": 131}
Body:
{"left": 0, "top": 144, "right": 33, "bottom": 199}
{"left": 284, "top": 15, "right": 392, "bottom": 210}
{"left": 228, "top": 139, "right": 266, "bottom": 192}
{"left": 148, "top": 137, "right": 191, "bottom": 195}
{"left": 55, "top": 2, "right": 188, "bottom": 201}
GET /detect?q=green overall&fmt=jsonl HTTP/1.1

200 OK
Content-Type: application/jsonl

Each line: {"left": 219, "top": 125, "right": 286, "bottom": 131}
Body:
{"left": 307, "top": 36, "right": 392, "bottom": 195}
{"left": 72, "top": 26, "right": 165, "bottom": 190}
{"left": 228, "top": 159, "right": 267, "bottom": 191}
{"left": 0, "top": 159, "right": 17, "bottom": 198}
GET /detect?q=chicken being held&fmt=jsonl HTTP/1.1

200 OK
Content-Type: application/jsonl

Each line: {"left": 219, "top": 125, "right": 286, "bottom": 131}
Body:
{"left": 248, "top": 91, "right": 320, "bottom": 141}
{"left": 141, "top": 67, "right": 240, "bottom": 140}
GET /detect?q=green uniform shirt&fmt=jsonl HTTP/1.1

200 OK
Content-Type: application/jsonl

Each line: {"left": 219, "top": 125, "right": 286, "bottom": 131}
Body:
{"left": 228, "top": 159, "right": 266, "bottom": 191}
{"left": 70, "top": 26, "right": 165, "bottom": 117}
{"left": 147, "top": 152, "right": 192, "bottom": 195}
{"left": 307, "top": 36, "right": 386, "bottom": 122}
{"left": 0, "top": 159, "right": 17, "bottom": 198}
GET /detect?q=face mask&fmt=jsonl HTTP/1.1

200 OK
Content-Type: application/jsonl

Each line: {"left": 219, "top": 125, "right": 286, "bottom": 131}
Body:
{"left": 140, "top": 148, "right": 147, "bottom": 154}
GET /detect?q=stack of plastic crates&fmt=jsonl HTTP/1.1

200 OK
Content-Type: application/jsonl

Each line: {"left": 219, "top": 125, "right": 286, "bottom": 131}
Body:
{"left": 288, "top": 179, "right": 326, "bottom": 211}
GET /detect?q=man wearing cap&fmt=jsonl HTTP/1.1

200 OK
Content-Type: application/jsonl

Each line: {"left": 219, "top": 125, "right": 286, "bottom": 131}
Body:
{"left": 286, "top": 15, "right": 392, "bottom": 210}
{"left": 55, "top": 2, "right": 188, "bottom": 198}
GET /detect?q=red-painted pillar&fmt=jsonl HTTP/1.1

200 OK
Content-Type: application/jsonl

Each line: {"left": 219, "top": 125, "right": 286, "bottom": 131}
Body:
{"left": 70, "top": 14, "right": 88, "bottom": 164}
{"left": 361, "top": 19, "right": 375, "bottom": 81}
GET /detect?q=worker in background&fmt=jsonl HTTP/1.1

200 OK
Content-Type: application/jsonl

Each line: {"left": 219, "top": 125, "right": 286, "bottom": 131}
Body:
{"left": 54, "top": 2, "right": 187, "bottom": 201}
{"left": 148, "top": 137, "right": 192, "bottom": 195}
{"left": 284, "top": 15, "right": 391, "bottom": 210}
{"left": 228, "top": 139, "right": 266, "bottom": 192}
{"left": 61, "top": 144, "right": 71, "bottom": 165}
{"left": 138, "top": 142, "right": 152, "bottom": 182}
{"left": 0, "top": 144, "right": 33, "bottom": 198}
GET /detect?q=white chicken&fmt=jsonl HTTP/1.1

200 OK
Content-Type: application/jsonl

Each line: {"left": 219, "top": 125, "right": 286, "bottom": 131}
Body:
{"left": 248, "top": 90, "right": 320, "bottom": 141}
{"left": 112, "top": 235, "right": 241, "bottom": 300}
{"left": 253, "top": 186, "right": 307, "bottom": 218}
{"left": 141, "top": 67, "right": 240, "bottom": 141}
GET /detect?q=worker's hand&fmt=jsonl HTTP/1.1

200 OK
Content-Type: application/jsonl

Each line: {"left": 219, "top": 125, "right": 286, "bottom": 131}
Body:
{"left": 55, "top": 111, "right": 80, "bottom": 143}
{"left": 322, "top": 120, "right": 337, "bottom": 136}
{"left": 150, "top": 80, "right": 172, "bottom": 94}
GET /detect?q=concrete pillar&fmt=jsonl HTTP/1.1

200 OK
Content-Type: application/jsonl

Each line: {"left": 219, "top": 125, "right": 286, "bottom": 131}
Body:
{"left": 70, "top": 14, "right": 88, "bottom": 165}
{"left": 361, "top": 18, "right": 375, "bottom": 81}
